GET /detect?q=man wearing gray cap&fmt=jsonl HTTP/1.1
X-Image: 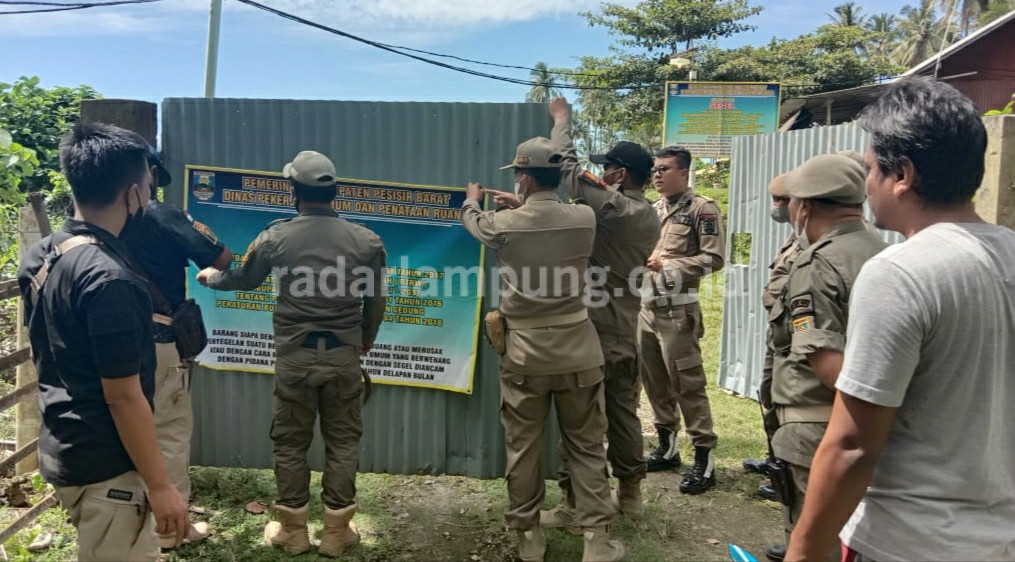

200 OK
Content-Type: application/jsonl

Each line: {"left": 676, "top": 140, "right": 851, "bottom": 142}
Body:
{"left": 764, "top": 153, "right": 887, "bottom": 561}
{"left": 198, "top": 150, "right": 386, "bottom": 558}
{"left": 462, "top": 137, "right": 624, "bottom": 562}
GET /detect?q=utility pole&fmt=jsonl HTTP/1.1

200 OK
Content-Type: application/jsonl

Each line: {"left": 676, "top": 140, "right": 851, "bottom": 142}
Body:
{"left": 204, "top": 0, "right": 223, "bottom": 97}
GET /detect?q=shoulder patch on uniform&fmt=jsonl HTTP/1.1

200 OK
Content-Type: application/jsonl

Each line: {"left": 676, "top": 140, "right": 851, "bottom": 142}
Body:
{"left": 700, "top": 213, "right": 718, "bottom": 235}
{"left": 191, "top": 220, "right": 218, "bottom": 245}
{"left": 580, "top": 170, "right": 609, "bottom": 189}
{"left": 790, "top": 293, "right": 814, "bottom": 316}
{"left": 671, "top": 214, "right": 694, "bottom": 227}
{"left": 792, "top": 315, "right": 813, "bottom": 333}
{"left": 107, "top": 489, "right": 133, "bottom": 502}
{"left": 241, "top": 239, "right": 259, "bottom": 266}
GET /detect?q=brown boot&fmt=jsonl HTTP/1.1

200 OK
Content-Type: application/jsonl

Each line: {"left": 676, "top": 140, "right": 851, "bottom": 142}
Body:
{"left": 263, "top": 504, "right": 312, "bottom": 555}
{"left": 517, "top": 527, "right": 546, "bottom": 562}
{"left": 614, "top": 479, "right": 642, "bottom": 517}
{"left": 582, "top": 526, "right": 625, "bottom": 562}
{"left": 319, "top": 503, "right": 361, "bottom": 558}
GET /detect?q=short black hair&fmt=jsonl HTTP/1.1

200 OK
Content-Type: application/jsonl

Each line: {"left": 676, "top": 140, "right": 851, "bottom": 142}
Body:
{"left": 858, "top": 77, "right": 986, "bottom": 205}
{"left": 655, "top": 146, "right": 692, "bottom": 170}
{"left": 59, "top": 122, "right": 149, "bottom": 207}
{"left": 290, "top": 179, "right": 337, "bottom": 203}
{"left": 519, "top": 167, "right": 561, "bottom": 190}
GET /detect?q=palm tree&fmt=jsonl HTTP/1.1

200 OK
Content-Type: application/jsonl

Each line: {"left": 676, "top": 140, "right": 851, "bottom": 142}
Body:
{"left": 940, "top": 0, "right": 991, "bottom": 34}
{"left": 866, "top": 12, "right": 901, "bottom": 55}
{"left": 892, "top": 0, "right": 956, "bottom": 67}
{"left": 827, "top": 2, "right": 867, "bottom": 26}
{"left": 525, "top": 62, "right": 561, "bottom": 103}
{"left": 976, "top": 0, "right": 1015, "bottom": 27}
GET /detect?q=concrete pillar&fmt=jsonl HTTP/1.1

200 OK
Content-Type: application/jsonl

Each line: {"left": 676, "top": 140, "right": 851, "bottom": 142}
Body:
{"left": 976, "top": 115, "right": 1015, "bottom": 229}
{"left": 79, "top": 99, "right": 158, "bottom": 146}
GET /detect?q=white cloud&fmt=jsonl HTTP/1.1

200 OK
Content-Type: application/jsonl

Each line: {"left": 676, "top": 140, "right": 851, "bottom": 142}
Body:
{"left": 0, "top": 0, "right": 637, "bottom": 38}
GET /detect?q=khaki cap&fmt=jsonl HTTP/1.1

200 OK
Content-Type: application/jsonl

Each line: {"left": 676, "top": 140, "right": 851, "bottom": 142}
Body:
{"left": 837, "top": 150, "right": 865, "bottom": 167}
{"left": 767, "top": 172, "right": 791, "bottom": 198}
{"left": 785, "top": 153, "right": 866, "bottom": 204}
{"left": 500, "top": 137, "right": 563, "bottom": 170}
{"left": 283, "top": 150, "right": 337, "bottom": 187}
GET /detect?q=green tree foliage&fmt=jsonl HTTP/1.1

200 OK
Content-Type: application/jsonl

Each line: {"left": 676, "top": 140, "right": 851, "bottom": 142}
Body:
{"left": 828, "top": 2, "right": 868, "bottom": 27}
{"left": 525, "top": 62, "right": 564, "bottom": 103}
{"left": 0, "top": 76, "right": 99, "bottom": 194}
{"left": 892, "top": 0, "right": 958, "bottom": 67}
{"left": 977, "top": 0, "right": 1014, "bottom": 26}
{"left": 699, "top": 25, "right": 902, "bottom": 95}
{"left": 0, "top": 128, "right": 37, "bottom": 205}
{"left": 570, "top": 0, "right": 761, "bottom": 147}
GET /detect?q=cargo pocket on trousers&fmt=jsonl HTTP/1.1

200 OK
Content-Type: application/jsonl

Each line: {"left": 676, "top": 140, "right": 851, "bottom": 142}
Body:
{"left": 79, "top": 490, "right": 147, "bottom": 554}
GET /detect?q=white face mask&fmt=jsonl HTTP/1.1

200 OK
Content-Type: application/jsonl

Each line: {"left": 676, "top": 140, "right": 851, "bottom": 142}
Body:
{"left": 770, "top": 205, "right": 790, "bottom": 223}
{"left": 513, "top": 181, "right": 525, "bottom": 204}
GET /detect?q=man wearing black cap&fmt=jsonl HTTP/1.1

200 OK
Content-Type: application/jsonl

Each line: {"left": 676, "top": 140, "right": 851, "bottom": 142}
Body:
{"left": 199, "top": 150, "right": 386, "bottom": 558}
{"left": 123, "top": 145, "right": 233, "bottom": 548}
{"left": 533, "top": 96, "right": 659, "bottom": 523}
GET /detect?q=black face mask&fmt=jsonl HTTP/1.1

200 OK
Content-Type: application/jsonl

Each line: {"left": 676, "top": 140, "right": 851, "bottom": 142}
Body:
{"left": 120, "top": 189, "right": 146, "bottom": 239}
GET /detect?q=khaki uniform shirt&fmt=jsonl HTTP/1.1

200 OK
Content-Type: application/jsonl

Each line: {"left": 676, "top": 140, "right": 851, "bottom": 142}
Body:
{"left": 761, "top": 234, "right": 800, "bottom": 409}
{"left": 461, "top": 190, "right": 604, "bottom": 375}
{"left": 207, "top": 208, "right": 387, "bottom": 355}
{"left": 643, "top": 190, "right": 726, "bottom": 302}
{"left": 552, "top": 123, "right": 659, "bottom": 356}
{"left": 770, "top": 220, "right": 886, "bottom": 466}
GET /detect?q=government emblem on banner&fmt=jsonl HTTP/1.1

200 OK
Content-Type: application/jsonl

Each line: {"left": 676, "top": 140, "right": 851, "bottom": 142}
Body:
{"left": 193, "top": 172, "right": 216, "bottom": 202}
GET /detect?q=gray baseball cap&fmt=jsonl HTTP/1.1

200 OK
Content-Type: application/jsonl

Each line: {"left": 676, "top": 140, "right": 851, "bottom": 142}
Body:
{"left": 283, "top": 151, "right": 338, "bottom": 187}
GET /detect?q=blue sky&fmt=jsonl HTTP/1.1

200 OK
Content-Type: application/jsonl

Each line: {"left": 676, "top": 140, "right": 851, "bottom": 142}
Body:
{"left": 2, "top": 0, "right": 911, "bottom": 104}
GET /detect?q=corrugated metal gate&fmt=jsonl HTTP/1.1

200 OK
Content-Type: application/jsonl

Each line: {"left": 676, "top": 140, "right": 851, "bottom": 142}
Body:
{"left": 718, "top": 124, "right": 904, "bottom": 399}
{"left": 160, "top": 99, "right": 557, "bottom": 478}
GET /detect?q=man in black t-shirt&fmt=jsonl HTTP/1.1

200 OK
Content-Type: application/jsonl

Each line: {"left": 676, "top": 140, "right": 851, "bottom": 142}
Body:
{"left": 124, "top": 147, "right": 231, "bottom": 548}
{"left": 17, "top": 123, "right": 190, "bottom": 560}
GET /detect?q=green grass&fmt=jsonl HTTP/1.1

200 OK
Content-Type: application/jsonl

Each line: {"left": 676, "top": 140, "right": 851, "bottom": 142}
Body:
{"left": 3, "top": 272, "right": 780, "bottom": 561}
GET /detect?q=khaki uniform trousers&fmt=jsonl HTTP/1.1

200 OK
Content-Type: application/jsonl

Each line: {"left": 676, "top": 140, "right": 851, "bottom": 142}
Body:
{"left": 154, "top": 342, "right": 194, "bottom": 502}
{"left": 271, "top": 342, "right": 363, "bottom": 510}
{"left": 774, "top": 420, "right": 838, "bottom": 562}
{"left": 54, "top": 470, "right": 158, "bottom": 562}
{"left": 558, "top": 334, "right": 645, "bottom": 504}
{"left": 500, "top": 367, "right": 614, "bottom": 530}
{"left": 637, "top": 302, "right": 717, "bottom": 449}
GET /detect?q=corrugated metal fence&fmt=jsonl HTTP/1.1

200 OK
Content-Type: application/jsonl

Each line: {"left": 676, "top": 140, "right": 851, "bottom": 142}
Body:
{"left": 161, "top": 99, "right": 555, "bottom": 478}
{"left": 718, "top": 124, "right": 904, "bottom": 398}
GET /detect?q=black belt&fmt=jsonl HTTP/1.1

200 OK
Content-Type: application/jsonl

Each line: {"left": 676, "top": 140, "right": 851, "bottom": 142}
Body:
{"left": 300, "top": 331, "right": 348, "bottom": 350}
{"left": 153, "top": 322, "right": 175, "bottom": 343}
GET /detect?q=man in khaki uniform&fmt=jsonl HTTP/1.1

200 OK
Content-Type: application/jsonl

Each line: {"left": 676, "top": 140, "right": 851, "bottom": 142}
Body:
{"left": 638, "top": 146, "right": 725, "bottom": 495}
{"left": 520, "top": 96, "right": 660, "bottom": 523}
{"left": 764, "top": 153, "right": 887, "bottom": 562}
{"left": 462, "top": 138, "right": 624, "bottom": 562}
{"left": 198, "top": 151, "right": 386, "bottom": 558}
{"left": 744, "top": 172, "right": 799, "bottom": 503}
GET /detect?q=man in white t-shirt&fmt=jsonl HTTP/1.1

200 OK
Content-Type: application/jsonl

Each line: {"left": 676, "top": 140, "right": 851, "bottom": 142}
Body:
{"left": 786, "top": 77, "right": 1015, "bottom": 562}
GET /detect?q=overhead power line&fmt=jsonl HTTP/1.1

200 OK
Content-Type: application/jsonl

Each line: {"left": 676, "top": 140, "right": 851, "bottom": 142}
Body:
{"left": 0, "top": 0, "right": 164, "bottom": 15}
{"left": 233, "top": 0, "right": 627, "bottom": 91}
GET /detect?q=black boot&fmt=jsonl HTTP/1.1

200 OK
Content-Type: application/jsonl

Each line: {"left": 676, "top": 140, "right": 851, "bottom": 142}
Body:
{"left": 765, "top": 544, "right": 786, "bottom": 561}
{"left": 679, "top": 446, "right": 716, "bottom": 494}
{"left": 646, "top": 426, "right": 681, "bottom": 472}
{"left": 757, "top": 481, "right": 777, "bottom": 502}
{"left": 742, "top": 458, "right": 769, "bottom": 474}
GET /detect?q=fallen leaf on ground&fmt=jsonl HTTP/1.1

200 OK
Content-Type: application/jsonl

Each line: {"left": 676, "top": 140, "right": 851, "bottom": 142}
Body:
{"left": 245, "top": 500, "right": 268, "bottom": 514}
{"left": 707, "top": 538, "right": 721, "bottom": 546}
{"left": 28, "top": 532, "right": 52, "bottom": 552}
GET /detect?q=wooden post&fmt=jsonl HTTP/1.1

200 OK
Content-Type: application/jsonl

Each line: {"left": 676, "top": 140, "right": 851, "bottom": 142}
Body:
{"left": 14, "top": 198, "right": 45, "bottom": 475}
{"left": 975, "top": 115, "right": 1015, "bottom": 229}
{"left": 79, "top": 99, "right": 158, "bottom": 146}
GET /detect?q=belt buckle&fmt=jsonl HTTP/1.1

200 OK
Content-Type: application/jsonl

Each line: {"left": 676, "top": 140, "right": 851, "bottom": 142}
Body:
{"left": 654, "top": 295, "right": 669, "bottom": 308}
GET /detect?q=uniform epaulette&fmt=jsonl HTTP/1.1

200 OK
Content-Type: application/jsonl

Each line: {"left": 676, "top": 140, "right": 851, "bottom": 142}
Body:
{"left": 265, "top": 216, "right": 294, "bottom": 230}
{"left": 580, "top": 170, "right": 610, "bottom": 190}
{"left": 695, "top": 194, "right": 716, "bottom": 204}
{"left": 792, "top": 238, "right": 833, "bottom": 267}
